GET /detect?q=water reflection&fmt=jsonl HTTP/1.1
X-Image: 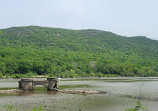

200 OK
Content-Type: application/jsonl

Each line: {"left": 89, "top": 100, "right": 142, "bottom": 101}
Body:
{"left": 15, "top": 90, "right": 58, "bottom": 96}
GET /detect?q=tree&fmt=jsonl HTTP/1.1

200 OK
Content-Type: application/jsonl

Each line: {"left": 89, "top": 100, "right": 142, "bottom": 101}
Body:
{"left": 0, "top": 70, "right": 3, "bottom": 78}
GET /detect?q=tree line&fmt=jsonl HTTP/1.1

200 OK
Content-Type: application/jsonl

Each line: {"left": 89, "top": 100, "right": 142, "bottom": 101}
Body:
{"left": 0, "top": 47, "right": 158, "bottom": 78}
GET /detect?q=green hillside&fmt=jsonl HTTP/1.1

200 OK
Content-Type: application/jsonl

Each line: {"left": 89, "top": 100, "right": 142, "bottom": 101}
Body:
{"left": 0, "top": 26, "right": 158, "bottom": 78}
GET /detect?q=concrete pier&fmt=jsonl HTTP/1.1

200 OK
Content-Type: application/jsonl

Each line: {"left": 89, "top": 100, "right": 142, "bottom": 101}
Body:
{"left": 19, "top": 78, "right": 58, "bottom": 91}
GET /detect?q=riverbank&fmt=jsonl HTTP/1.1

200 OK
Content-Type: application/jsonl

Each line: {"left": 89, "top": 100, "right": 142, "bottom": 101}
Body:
{"left": 58, "top": 89, "right": 107, "bottom": 94}
{"left": 0, "top": 89, "right": 22, "bottom": 93}
{"left": 0, "top": 88, "right": 107, "bottom": 95}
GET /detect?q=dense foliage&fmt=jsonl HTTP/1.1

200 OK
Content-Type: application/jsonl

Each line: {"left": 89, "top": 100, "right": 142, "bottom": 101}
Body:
{"left": 0, "top": 26, "right": 158, "bottom": 77}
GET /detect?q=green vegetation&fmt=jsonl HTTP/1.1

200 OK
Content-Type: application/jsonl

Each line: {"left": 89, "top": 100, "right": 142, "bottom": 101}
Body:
{"left": 0, "top": 87, "right": 16, "bottom": 90}
{"left": 125, "top": 101, "right": 149, "bottom": 111}
{"left": 34, "top": 86, "right": 47, "bottom": 91}
{"left": 0, "top": 26, "right": 158, "bottom": 77}
{"left": 3, "top": 104, "right": 18, "bottom": 111}
{"left": 32, "top": 107, "right": 45, "bottom": 111}
{"left": 3, "top": 104, "right": 44, "bottom": 111}
{"left": 59, "top": 84, "right": 91, "bottom": 89}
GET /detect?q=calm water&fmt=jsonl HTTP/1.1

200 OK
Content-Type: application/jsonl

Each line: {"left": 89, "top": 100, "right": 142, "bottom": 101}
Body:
{"left": 0, "top": 77, "right": 158, "bottom": 111}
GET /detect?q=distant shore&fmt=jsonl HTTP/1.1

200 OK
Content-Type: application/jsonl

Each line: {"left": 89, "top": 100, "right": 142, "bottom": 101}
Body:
{"left": 1, "top": 76, "right": 158, "bottom": 80}
{"left": 59, "top": 76, "right": 158, "bottom": 81}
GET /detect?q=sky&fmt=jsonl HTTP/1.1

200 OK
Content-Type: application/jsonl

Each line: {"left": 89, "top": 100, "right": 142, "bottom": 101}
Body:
{"left": 0, "top": 0, "right": 158, "bottom": 40}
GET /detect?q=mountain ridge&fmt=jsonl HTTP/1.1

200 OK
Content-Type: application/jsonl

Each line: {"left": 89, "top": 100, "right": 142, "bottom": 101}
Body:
{"left": 1, "top": 25, "right": 150, "bottom": 39}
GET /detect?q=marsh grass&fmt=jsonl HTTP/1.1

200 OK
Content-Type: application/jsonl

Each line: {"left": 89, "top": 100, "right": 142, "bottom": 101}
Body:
{"left": 59, "top": 84, "right": 92, "bottom": 89}
{"left": 0, "top": 88, "right": 17, "bottom": 90}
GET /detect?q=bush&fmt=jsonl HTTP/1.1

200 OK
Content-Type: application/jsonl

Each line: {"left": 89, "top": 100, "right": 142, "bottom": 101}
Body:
{"left": 12, "top": 74, "right": 22, "bottom": 78}
{"left": 125, "top": 101, "right": 149, "bottom": 111}
{"left": 0, "top": 71, "right": 3, "bottom": 79}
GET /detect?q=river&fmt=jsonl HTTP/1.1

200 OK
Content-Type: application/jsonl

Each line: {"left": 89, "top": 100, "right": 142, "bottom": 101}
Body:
{"left": 0, "top": 77, "right": 158, "bottom": 111}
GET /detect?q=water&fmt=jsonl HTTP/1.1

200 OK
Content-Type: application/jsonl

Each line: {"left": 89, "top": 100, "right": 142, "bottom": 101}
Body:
{"left": 0, "top": 77, "right": 158, "bottom": 111}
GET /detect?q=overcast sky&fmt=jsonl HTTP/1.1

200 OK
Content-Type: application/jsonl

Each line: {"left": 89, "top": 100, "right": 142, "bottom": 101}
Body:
{"left": 0, "top": 0, "right": 158, "bottom": 40}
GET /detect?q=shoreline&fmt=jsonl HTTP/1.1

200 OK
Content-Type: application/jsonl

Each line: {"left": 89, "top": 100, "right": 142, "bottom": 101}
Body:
{"left": 59, "top": 76, "right": 158, "bottom": 81}
{"left": 1, "top": 76, "right": 158, "bottom": 80}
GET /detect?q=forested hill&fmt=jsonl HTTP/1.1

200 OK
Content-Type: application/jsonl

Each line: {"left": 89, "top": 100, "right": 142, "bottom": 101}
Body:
{"left": 0, "top": 26, "right": 158, "bottom": 77}
{"left": 1, "top": 26, "right": 158, "bottom": 58}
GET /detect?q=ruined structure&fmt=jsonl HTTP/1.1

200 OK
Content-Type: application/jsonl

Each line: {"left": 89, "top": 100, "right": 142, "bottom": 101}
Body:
{"left": 19, "top": 78, "right": 58, "bottom": 91}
